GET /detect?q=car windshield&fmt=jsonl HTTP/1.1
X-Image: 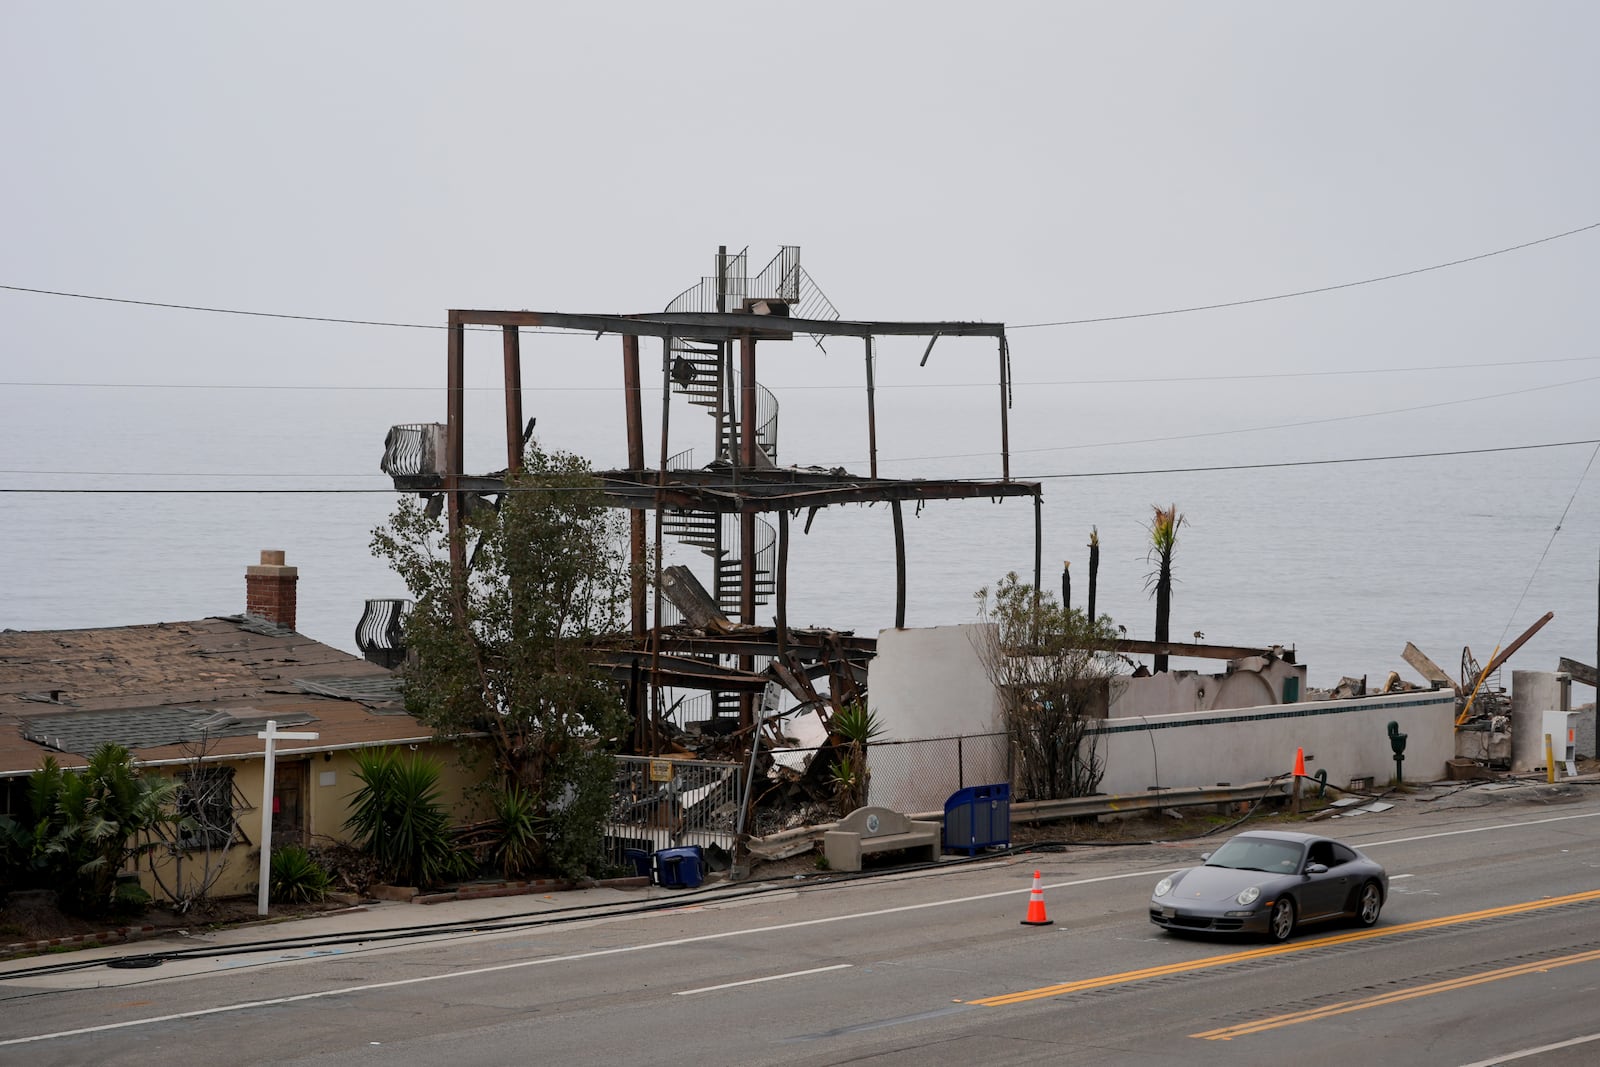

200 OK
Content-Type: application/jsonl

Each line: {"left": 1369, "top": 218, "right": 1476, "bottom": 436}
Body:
{"left": 1205, "top": 837, "right": 1302, "bottom": 874}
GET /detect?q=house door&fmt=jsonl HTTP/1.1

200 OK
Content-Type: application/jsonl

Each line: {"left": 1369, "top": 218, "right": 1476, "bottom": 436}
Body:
{"left": 271, "top": 760, "right": 308, "bottom": 848}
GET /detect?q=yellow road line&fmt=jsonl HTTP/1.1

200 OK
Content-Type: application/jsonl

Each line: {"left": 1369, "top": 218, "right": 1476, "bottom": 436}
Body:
{"left": 966, "top": 888, "right": 1600, "bottom": 1008}
{"left": 1193, "top": 946, "right": 1600, "bottom": 1040}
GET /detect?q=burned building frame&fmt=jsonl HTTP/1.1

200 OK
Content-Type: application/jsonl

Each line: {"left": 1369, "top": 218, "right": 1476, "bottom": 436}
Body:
{"left": 383, "top": 248, "right": 1045, "bottom": 752}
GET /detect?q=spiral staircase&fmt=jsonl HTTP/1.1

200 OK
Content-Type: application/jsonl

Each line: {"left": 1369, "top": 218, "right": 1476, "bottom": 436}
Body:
{"left": 659, "top": 247, "right": 838, "bottom": 721}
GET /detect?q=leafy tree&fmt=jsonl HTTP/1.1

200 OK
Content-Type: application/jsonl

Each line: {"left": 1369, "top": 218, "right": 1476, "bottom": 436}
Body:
{"left": 973, "top": 573, "right": 1123, "bottom": 800}
{"left": 370, "top": 442, "right": 636, "bottom": 879}
{"left": 1146, "top": 504, "right": 1186, "bottom": 674}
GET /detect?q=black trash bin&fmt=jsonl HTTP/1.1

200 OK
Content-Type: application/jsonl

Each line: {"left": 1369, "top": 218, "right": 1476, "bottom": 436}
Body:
{"left": 943, "top": 783, "right": 1011, "bottom": 855}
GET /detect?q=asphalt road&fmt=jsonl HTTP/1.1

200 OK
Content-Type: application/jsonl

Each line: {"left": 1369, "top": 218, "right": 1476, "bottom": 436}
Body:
{"left": 5, "top": 787, "right": 1600, "bottom": 1066}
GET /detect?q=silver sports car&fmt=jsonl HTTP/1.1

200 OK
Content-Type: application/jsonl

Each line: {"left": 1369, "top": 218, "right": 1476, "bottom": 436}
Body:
{"left": 1149, "top": 829, "right": 1387, "bottom": 942}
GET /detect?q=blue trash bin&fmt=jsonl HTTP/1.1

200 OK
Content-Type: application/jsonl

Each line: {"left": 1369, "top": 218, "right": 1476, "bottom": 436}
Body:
{"left": 943, "top": 783, "right": 1011, "bottom": 855}
{"left": 654, "top": 845, "right": 705, "bottom": 888}
{"left": 622, "top": 848, "right": 652, "bottom": 880}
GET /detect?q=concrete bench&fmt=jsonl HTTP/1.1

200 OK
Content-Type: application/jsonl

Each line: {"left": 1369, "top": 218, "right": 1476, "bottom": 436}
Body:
{"left": 823, "top": 806, "right": 941, "bottom": 872}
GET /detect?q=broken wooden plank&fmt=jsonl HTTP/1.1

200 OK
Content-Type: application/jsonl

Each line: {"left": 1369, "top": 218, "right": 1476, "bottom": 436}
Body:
{"left": 1559, "top": 657, "right": 1598, "bottom": 689}
{"left": 1402, "top": 642, "right": 1456, "bottom": 688}
{"left": 659, "top": 565, "right": 732, "bottom": 633}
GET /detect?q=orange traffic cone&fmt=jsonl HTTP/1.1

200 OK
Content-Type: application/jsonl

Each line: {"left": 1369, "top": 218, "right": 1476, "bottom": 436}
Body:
{"left": 1293, "top": 747, "right": 1306, "bottom": 778}
{"left": 1020, "top": 870, "right": 1053, "bottom": 926}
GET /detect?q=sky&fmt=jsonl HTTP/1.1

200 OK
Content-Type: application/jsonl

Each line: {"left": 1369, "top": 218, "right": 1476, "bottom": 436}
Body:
{"left": 3, "top": 2, "right": 1598, "bottom": 686}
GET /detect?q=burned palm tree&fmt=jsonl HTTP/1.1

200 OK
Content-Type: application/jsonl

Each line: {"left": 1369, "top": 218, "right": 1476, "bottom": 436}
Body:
{"left": 1146, "top": 504, "right": 1185, "bottom": 674}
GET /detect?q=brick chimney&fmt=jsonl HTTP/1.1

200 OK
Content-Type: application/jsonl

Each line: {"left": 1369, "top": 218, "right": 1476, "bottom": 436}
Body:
{"left": 246, "top": 550, "right": 298, "bottom": 630}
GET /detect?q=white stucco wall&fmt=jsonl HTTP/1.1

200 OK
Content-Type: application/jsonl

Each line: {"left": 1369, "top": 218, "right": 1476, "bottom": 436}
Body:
{"left": 1093, "top": 688, "right": 1458, "bottom": 796}
{"left": 862, "top": 624, "right": 1457, "bottom": 813}
{"left": 864, "top": 625, "right": 1006, "bottom": 811}
{"left": 867, "top": 624, "right": 1002, "bottom": 739}
{"left": 1108, "top": 657, "right": 1307, "bottom": 717}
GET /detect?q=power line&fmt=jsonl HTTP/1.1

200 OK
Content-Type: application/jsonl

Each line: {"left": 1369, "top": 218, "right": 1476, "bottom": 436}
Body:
{"left": 1011, "top": 220, "right": 1600, "bottom": 328}
{"left": 1023, "top": 438, "right": 1600, "bottom": 480}
{"left": 5, "top": 219, "right": 1596, "bottom": 336}
{"left": 3, "top": 438, "right": 1597, "bottom": 493}
{"left": 5, "top": 353, "right": 1600, "bottom": 394}
{"left": 1495, "top": 441, "right": 1600, "bottom": 648}
{"left": 855, "top": 372, "right": 1600, "bottom": 466}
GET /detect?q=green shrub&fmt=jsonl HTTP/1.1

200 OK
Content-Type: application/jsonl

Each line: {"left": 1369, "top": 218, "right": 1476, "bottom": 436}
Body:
{"left": 270, "top": 846, "right": 332, "bottom": 904}
{"left": 344, "top": 748, "right": 465, "bottom": 888}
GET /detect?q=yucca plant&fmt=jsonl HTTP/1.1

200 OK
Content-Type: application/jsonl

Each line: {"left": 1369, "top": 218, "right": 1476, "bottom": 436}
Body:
{"left": 828, "top": 704, "right": 883, "bottom": 815}
{"left": 488, "top": 783, "right": 543, "bottom": 879}
{"left": 344, "top": 748, "right": 464, "bottom": 888}
{"left": 270, "top": 845, "right": 332, "bottom": 904}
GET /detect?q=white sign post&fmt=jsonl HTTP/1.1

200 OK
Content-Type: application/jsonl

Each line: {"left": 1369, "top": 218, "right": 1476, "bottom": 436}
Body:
{"left": 257, "top": 719, "right": 320, "bottom": 916}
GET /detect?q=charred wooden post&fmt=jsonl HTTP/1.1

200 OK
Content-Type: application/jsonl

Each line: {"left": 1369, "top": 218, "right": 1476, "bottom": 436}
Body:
{"left": 445, "top": 315, "right": 467, "bottom": 585}
{"left": 892, "top": 499, "right": 907, "bottom": 629}
{"left": 502, "top": 326, "right": 524, "bottom": 473}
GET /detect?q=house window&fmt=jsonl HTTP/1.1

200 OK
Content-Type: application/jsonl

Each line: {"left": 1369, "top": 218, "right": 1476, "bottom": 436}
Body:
{"left": 0, "top": 776, "right": 22, "bottom": 820}
{"left": 177, "top": 767, "right": 237, "bottom": 851}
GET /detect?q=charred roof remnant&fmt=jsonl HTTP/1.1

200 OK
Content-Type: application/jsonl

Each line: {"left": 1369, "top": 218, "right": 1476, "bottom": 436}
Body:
{"left": 381, "top": 246, "right": 1044, "bottom": 754}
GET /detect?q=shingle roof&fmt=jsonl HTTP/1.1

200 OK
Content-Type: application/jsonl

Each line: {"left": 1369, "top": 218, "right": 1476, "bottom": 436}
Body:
{"left": 0, "top": 616, "right": 436, "bottom": 777}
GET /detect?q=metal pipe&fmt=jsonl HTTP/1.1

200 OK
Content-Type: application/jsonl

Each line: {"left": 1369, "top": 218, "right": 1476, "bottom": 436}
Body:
{"left": 998, "top": 335, "right": 1011, "bottom": 481}
{"left": 651, "top": 335, "right": 672, "bottom": 755}
{"left": 864, "top": 335, "right": 878, "bottom": 479}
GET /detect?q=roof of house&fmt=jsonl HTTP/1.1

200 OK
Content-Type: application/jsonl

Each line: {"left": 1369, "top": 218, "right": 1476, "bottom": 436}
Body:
{"left": 0, "top": 615, "right": 436, "bottom": 777}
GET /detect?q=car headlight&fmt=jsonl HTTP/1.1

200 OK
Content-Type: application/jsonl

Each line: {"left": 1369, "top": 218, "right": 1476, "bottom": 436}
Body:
{"left": 1236, "top": 886, "right": 1261, "bottom": 907}
{"left": 1154, "top": 876, "right": 1174, "bottom": 897}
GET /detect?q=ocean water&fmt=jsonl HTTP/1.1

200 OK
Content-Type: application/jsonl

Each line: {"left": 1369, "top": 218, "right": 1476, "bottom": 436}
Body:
{"left": 4, "top": 375, "right": 1597, "bottom": 693}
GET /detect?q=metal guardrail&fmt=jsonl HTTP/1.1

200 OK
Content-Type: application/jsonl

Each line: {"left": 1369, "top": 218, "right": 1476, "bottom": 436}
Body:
{"left": 744, "top": 780, "right": 1291, "bottom": 859}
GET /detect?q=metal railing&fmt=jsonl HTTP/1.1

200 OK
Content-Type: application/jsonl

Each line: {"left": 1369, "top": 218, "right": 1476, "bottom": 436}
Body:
{"left": 380, "top": 423, "right": 445, "bottom": 479}
{"left": 605, "top": 756, "right": 743, "bottom": 867}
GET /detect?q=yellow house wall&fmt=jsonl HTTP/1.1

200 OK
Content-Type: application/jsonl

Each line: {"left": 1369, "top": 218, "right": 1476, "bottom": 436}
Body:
{"left": 135, "top": 740, "right": 492, "bottom": 903}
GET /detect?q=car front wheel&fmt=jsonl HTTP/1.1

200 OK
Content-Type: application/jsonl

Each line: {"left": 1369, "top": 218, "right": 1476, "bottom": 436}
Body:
{"left": 1268, "top": 898, "right": 1296, "bottom": 942}
{"left": 1355, "top": 882, "right": 1383, "bottom": 927}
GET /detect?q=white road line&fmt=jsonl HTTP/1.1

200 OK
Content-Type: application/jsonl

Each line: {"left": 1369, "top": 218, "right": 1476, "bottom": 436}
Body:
{"left": 1455, "top": 1030, "right": 1600, "bottom": 1066}
{"left": 674, "top": 963, "right": 851, "bottom": 995}
{"left": 1364, "top": 809, "right": 1600, "bottom": 849}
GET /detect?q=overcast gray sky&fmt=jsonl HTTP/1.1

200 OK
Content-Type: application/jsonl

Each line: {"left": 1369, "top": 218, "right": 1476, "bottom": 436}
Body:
{"left": 3, "top": 3, "right": 1597, "bottom": 681}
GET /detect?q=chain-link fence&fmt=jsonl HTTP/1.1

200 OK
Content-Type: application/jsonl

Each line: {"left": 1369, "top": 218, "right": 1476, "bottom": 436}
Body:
{"left": 764, "top": 733, "right": 1012, "bottom": 816}
{"left": 605, "top": 756, "right": 743, "bottom": 869}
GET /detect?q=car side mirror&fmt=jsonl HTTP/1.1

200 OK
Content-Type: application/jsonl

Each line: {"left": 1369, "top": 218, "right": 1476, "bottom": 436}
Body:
{"left": 1304, "top": 862, "right": 1328, "bottom": 876}
{"left": 1199, "top": 852, "right": 1211, "bottom": 861}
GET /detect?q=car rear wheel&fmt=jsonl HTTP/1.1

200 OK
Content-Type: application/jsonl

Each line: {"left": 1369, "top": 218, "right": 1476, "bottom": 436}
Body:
{"left": 1268, "top": 898, "right": 1296, "bottom": 942}
{"left": 1355, "top": 881, "right": 1383, "bottom": 927}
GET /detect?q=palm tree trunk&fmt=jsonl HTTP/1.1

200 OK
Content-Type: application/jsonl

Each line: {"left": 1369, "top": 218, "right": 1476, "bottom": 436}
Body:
{"left": 1155, "top": 557, "right": 1172, "bottom": 673}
